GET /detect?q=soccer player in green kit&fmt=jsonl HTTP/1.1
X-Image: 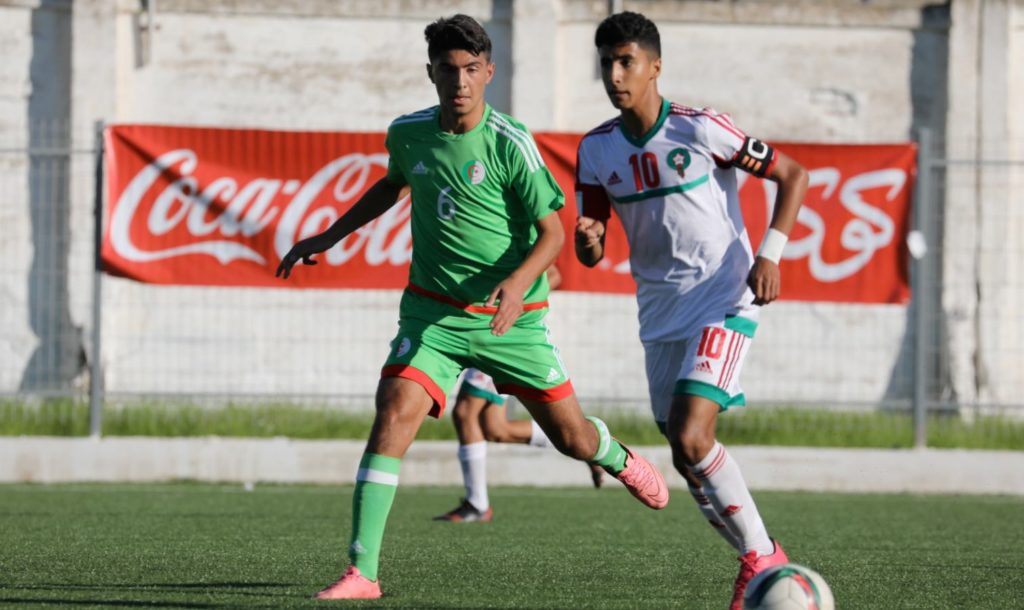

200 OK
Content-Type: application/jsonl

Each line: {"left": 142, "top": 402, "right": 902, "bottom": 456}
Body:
{"left": 276, "top": 14, "right": 668, "bottom": 600}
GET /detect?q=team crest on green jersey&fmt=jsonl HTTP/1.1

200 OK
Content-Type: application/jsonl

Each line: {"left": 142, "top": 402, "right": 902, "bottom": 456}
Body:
{"left": 461, "top": 160, "right": 487, "bottom": 185}
{"left": 666, "top": 148, "right": 691, "bottom": 178}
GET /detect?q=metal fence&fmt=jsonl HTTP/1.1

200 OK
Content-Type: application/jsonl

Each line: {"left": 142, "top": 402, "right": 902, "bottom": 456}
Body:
{"left": 0, "top": 120, "right": 96, "bottom": 400}
{"left": 1, "top": 121, "right": 1022, "bottom": 447}
{"left": 914, "top": 130, "right": 1024, "bottom": 431}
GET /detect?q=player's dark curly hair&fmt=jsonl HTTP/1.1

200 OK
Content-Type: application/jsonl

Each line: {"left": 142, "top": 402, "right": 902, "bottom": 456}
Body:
{"left": 424, "top": 14, "right": 492, "bottom": 61}
{"left": 594, "top": 11, "right": 661, "bottom": 57}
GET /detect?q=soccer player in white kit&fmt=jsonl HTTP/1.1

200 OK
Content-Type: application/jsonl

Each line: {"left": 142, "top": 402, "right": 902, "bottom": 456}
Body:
{"left": 574, "top": 12, "right": 809, "bottom": 610}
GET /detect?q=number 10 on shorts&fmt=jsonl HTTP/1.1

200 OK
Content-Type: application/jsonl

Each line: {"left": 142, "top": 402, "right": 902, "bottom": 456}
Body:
{"left": 688, "top": 323, "right": 750, "bottom": 394}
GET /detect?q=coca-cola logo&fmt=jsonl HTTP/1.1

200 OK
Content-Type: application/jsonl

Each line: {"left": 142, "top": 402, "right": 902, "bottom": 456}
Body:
{"left": 104, "top": 127, "right": 913, "bottom": 302}
{"left": 109, "top": 148, "right": 412, "bottom": 267}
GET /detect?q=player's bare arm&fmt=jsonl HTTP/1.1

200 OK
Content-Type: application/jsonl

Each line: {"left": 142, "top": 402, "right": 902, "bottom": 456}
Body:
{"left": 486, "top": 211, "right": 564, "bottom": 336}
{"left": 574, "top": 216, "right": 606, "bottom": 267}
{"left": 747, "top": 150, "right": 808, "bottom": 305}
{"left": 545, "top": 264, "right": 562, "bottom": 291}
{"left": 276, "top": 177, "right": 407, "bottom": 279}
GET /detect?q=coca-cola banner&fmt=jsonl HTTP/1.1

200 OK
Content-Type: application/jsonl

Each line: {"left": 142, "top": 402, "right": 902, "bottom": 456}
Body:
{"left": 103, "top": 125, "right": 914, "bottom": 302}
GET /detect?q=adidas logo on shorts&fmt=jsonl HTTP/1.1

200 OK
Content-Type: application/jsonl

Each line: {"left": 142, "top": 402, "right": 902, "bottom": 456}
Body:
{"left": 546, "top": 368, "right": 561, "bottom": 382}
{"left": 694, "top": 360, "right": 713, "bottom": 374}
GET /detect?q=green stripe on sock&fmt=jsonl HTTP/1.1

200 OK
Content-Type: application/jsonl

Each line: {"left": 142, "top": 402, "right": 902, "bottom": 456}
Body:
{"left": 586, "top": 416, "right": 628, "bottom": 474}
{"left": 349, "top": 453, "right": 401, "bottom": 582}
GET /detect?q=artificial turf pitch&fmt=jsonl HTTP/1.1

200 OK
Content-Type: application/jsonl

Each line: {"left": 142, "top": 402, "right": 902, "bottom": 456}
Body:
{"left": 1, "top": 483, "right": 1022, "bottom": 609}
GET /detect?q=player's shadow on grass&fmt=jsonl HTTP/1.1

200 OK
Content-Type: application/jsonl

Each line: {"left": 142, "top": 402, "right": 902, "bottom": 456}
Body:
{"left": 1, "top": 581, "right": 298, "bottom": 608}
{"left": 0, "top": 599, "right": 217, "bottom": 608}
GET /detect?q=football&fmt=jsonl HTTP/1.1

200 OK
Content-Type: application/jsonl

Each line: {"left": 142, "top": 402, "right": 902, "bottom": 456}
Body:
{"left": 743, "top": 563, "right": 835, "bottom": 610}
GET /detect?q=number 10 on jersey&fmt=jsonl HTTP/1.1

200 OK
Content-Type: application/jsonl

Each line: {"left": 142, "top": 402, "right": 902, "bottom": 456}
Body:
{"left": 629, "top": 152, "right": 660, "bottom": 191}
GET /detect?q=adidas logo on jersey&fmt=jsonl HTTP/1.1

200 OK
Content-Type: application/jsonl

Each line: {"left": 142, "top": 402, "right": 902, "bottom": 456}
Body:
{"left": 412, "top": 161, "right": 428, "bottom": 175}
{"left": 546, "top": 367, "right": 561, "bottom": 382}
{"left": 606, "top": 171, "right": 622, "bottom": 185}
{"left": 694, "top": 360, "right": 714, "bottom": 374}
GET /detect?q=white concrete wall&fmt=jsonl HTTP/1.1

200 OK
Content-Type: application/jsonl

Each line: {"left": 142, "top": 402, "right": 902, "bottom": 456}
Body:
{"left": 2, "top": 0, "right": 1021, "bottom": 413}
{"left": 942, "top": 0, "right": 1024, "bottom": 407}
{"left": 0, "top": 0, "right": 79, "bottom": 393}
{"left": 0, "top": 4, "right": 37, "bottom": 391}
{"left": 5, "top": 437, "right": 1024, "bottom": 496}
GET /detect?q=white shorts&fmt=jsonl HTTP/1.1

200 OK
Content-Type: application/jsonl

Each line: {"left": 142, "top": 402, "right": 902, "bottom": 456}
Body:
{"left": 457, "top": 368, "right": 506, "bottom": 406}
{"left": 643, "top": 316, "right": 756, "bottom": 424}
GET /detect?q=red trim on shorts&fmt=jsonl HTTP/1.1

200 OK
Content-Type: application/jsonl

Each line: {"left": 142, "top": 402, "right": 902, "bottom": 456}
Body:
{"left": 495, "top": 379, "right": 575, "bottom": 403}
{"left": 718, "top": 333, "right": 740, "bottom": 386}
{"left": 380, "top": 364, "right": 447, "bottom": 418}
{"left": 407, "top": 283, "right": 548, "bottom": 315}
{"left": 723, "top": 336, "right": 746, "bottom": 389}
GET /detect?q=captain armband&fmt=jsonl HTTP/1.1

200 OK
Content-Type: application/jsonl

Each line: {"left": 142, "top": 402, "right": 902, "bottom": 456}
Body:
{"left": 733, "top": 137, "right": 775, "bottom": 178}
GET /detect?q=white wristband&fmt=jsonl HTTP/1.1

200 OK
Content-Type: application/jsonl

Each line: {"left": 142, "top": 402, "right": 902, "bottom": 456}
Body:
{"left": 757, "top": 228, "right": 788, "bottom": 264}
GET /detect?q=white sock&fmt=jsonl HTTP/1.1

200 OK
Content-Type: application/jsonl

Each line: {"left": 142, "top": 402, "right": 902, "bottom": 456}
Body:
{"left": 691, "top": 441, "right": 773, "bottom": 556}
{"left": 458, "top": 441, "right": 489, "bottom": 511}
{"left": 528, "top": 420, "right": 554, "bottom": 448}
{"left": 688, "top": 484, "right": 742, "bottom": 551}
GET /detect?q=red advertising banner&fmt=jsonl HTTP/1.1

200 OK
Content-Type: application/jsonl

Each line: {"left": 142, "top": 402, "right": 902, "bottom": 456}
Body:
{"left": 103, "top": 125, "right": 914, "bottom": 303}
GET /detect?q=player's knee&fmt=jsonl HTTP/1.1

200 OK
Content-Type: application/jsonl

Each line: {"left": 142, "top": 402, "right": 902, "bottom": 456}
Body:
{"left": 670, "top": 427, "right": 715, "bottom": 466}
{"left": 371, "top": 407, "right": 405, "bottom": 436}
{"left": 451, "top": 397, "right": 476, "bottom": 423}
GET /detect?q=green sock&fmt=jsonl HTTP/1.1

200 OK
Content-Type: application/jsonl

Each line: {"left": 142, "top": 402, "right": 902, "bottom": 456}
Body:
{"left": 585, "top": 416, "right": 629, "bottom": 474}
{"left": 348, "top": 453, "right": 401, "bottom": 582}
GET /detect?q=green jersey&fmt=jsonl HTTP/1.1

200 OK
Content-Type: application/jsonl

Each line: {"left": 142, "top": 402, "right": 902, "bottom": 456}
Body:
{"left": 385, "top": 104, "right": 564, "bottom": 307}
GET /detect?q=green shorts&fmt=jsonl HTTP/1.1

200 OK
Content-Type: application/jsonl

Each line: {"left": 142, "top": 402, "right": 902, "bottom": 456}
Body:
{"left": 382, "top": 290, "right": 574, "bottom": 417}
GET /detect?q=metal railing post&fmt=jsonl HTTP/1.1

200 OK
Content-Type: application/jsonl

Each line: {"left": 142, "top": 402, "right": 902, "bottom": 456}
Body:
{"left": 89, "top": 121, "right": 105, "bottom": 439}
{"left": 912, "top": 128, "right": 933, "bottom": 449}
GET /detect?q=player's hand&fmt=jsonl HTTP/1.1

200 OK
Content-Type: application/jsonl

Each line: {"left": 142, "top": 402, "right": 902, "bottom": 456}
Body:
{"left": 575, "top": 216, "right": 605, "bottom": 248}
{"left": 275, "top": 240, "right": 321, "bottom": 279}
{"left": 486, "top": 279, "right": 526, "bottom": 336}
{"left": 747, "top": 257, "right": 781, "bottom": 305}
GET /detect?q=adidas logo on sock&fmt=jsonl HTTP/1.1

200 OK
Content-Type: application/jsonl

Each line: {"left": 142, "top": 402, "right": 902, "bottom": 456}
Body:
{"left": 719, "top": 504, "right": 742, "bottom": 517}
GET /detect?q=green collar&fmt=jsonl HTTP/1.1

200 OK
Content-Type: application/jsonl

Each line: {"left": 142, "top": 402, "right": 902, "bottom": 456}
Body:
{"left": 437, "top": 104, "right": 492, "bottom": 140}
{"left": 619, "top": 98, "right": 670, "bottom": 148}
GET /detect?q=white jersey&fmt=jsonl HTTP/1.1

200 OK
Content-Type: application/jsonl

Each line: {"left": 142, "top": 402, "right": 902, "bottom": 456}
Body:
{"left": 575, "top": 99, "right": 778, "bottom": 343}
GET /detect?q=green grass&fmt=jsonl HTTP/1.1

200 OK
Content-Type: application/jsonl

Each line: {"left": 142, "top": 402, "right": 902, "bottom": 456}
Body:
{"left": 3, "top": 398, "right": 1023, "bottom": 449}
{"left": 0, "top": 483, "right": 1022, "bottom": 608}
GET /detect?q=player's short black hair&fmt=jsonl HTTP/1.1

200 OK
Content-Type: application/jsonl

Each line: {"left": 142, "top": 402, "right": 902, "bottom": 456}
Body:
{"left": 424, "top": 14, "right": 492, "bottom": 62}
{"left": 594, "top": 11, "right": 661, "bottom": 57}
